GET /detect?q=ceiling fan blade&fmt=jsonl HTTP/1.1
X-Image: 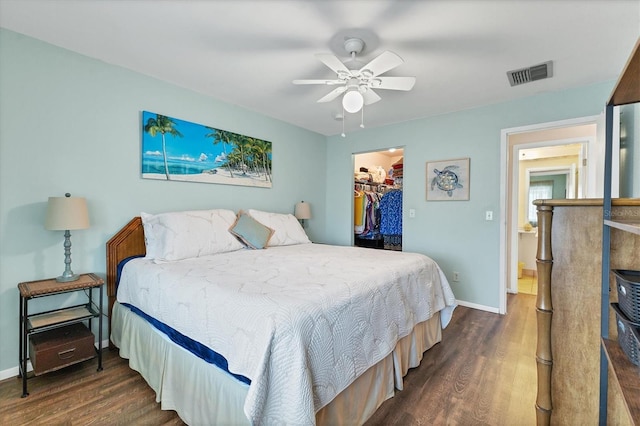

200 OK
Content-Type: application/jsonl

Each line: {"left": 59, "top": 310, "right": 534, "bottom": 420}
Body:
{"left": 371, "top": 76, "right": 416, "bottom": 91}
{"left": 363, "top": 89, "right": 381, "bottom": 105}
{"left": 359, "top": 51, "right": 404, "bottom": 77}
{"left": 317, "top": 86, "right": 347, "bottom": 103}
{"left": 293, "top": 79, "right": 344, "bottom": 85}
{"left": 315, "top": 53, "right": 350, "bottom": 74}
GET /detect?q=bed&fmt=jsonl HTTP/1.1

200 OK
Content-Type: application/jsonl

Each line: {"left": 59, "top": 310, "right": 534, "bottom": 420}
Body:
{"left": 106, "top": 209, "right": 456, "bottom": 425}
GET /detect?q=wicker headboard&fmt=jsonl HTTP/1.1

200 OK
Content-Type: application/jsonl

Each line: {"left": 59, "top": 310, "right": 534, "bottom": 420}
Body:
{"left": 105, "top": 216, "right": 146, "bottom": 347}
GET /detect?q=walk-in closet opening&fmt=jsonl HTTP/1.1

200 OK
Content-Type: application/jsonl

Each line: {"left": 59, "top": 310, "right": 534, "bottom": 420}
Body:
{"left": 353, "top": 148, "right": 404, "bottom": 251}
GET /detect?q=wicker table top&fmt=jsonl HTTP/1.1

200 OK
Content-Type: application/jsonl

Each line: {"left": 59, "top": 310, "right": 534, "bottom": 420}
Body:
{"left": 18, "top": 273, "right": 103, "bottom": 298}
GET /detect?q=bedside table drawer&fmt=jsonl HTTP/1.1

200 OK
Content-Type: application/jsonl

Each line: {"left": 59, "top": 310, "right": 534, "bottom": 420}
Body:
{"left": 29, "top": 323, "right": 95, "bottom": 375}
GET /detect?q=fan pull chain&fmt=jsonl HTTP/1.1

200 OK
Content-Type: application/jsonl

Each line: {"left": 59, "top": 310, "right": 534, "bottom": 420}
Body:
{"left": 360, "top": 105, "right": 365, "bottom": 128}
{"left": 341, "top": 105, "right": 346, "bottom": 137}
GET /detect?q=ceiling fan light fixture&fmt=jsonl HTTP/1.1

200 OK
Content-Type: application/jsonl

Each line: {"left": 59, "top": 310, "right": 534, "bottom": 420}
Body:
{"left": 293, "top": 34, "right": 415, "bottom": 129}
{"left": 342, "top": 90, "right": 364, "bottom": 113}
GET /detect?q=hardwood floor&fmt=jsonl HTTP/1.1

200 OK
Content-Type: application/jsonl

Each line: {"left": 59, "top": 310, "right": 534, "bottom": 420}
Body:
{"left": 365, "top": 293, "right": 537, "bottom": 426}
{"left": 0, "top": 294, "right": 536, "bottom": 425}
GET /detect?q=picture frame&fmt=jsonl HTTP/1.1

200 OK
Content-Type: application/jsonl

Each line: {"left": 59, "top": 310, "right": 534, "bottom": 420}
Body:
{"left": 426, "top": 157, "right": 470, "bottom": 201}
{"left": 141, "top": 111, "right": 272, "bottom": 188}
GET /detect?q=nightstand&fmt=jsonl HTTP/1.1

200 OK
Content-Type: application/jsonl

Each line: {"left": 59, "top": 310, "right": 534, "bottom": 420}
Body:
{"left": 18, "top": 273, "right": 104, "bottom": 397}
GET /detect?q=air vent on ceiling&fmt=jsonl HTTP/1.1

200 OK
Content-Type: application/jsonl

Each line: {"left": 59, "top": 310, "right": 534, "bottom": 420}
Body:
{"left": 507, "top": 61, "right": 553, "bottom": 87}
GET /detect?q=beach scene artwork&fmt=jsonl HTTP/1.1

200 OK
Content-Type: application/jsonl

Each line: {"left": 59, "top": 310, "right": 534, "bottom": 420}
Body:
{"left": 141, "top": 111, "right": 272, "bottom": 188}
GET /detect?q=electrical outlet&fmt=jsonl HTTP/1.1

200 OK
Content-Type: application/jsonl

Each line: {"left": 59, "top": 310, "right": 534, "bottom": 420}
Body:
{"left": 485, "top": 210, "right": 493, "bottom": 221}
{"left": 452, "top": 271, "right": 460, "bottom": 282}
{"left": 409, "top": 209, "right": 416, "bottom": 218}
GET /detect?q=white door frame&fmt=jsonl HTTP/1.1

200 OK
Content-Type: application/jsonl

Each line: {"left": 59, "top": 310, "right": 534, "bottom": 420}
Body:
{"left": 510, "top": 150, "right": 585, "bottom": 295}
{"left": 498, "top": 113, "right": 616, "bottom": 314}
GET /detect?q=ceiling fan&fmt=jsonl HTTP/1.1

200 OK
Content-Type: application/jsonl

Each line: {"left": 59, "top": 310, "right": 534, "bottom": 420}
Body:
{"left": 293, "top": 37, "right": 416, "bottom": 115}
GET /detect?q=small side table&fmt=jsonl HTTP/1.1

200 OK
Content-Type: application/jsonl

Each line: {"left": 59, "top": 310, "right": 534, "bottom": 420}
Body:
{"left": 18, "top": 273, "right": 104, "bottom": 397}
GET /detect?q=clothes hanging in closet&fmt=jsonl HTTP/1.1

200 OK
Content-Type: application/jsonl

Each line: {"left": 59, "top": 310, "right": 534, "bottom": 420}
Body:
{"left": 380, "top": 189, "right": 402, "bottom": 250}
{"left": 354, "top": 190, "right": 365, "bottom": 231}
{"left": 354, "top": 188, "right": 383, "bottom": 238}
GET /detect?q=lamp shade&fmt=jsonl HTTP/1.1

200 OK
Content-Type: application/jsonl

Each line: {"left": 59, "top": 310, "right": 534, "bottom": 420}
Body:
{"left": 294, "top": 201, "right": 312, "bottom": 220}
{"left": 45, "top": 195, "right": 90, "bottom": 231}
{"left": 342, "top": 90, "right": 364, "bottom": 113}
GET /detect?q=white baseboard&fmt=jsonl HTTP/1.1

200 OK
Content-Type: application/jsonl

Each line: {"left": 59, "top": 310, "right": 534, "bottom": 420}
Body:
{"left": 456, "top": 299, "right": 500, "bottom": 314}
{"left": 0, "top": 338, "right": 110, "bottom": 382}
{"left": 0, "top": 361, "right": 33, "bottom": 382}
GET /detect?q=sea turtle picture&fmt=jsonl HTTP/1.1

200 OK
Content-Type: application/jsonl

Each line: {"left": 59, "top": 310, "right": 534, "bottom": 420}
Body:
{"left": 431, "top": 165, "right": 463, "bottom": 196}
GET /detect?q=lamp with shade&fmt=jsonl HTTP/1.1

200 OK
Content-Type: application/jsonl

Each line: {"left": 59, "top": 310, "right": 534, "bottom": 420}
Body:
{"left": 294, "top": 201, "right": 312, "bottom": 228}
{"left": 45, "top": 193, "right": 90, "bottom": 282}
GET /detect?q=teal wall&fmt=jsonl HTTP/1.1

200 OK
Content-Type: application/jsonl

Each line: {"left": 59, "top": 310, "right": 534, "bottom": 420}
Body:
{"left": 530, "top": 174, "right": 568, "bottom": 199}
{"left": 0, "top": 28, "right": 616, "bottom": 373}
{"left": 324, "top": 81, "right": 613, "bottom": 309}
{"left": 0, "top": 30, "right": 326, "bottom": 373}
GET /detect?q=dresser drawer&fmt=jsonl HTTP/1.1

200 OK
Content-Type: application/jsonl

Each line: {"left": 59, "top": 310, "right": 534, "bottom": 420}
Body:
{"left": 29, "top": 323, "right": 95, "bottom": 375}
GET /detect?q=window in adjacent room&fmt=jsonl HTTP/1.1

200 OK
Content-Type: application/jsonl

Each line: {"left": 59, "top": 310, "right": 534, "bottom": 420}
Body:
{"left": 527, "top": 180, "right": 553, "bottom": 227}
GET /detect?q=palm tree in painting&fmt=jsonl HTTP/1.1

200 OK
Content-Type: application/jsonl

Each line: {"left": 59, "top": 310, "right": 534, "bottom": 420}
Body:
{"left": 205, "top": 127, "right": 236, "bottom": 178}
{"left": 235, "top": 135, "right": 255, "bottom": 176}
{"left": 144, "top": 114, "right": 183, "bottom": 180}
{"left": 203, "top": 126, "right": 272, "bottom": 182}
{"left": 252, "top": 139, "right": 272, "bottom": 182}
{"left": 243, "top": 137, "right": 268, "bottom": 181}
{"left": 226, "top": 150, "right": 243, "bottom": 172}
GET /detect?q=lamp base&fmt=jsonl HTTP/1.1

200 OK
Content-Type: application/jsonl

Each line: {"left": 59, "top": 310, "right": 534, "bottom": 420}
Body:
{"left": 57, "top": 229, "right": 79, "bottom": 282}
{"left": 56, "top": 273, "right": 80, "bottom": 283}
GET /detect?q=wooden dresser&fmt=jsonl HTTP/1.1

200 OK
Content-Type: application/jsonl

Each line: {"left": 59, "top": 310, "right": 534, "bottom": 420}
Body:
{"left": 534, "top": 199, "right": 640, "bottom": 425}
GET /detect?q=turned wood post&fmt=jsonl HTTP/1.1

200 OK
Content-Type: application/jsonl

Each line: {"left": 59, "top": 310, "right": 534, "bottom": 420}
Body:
{"left": 535, "top": 204, "right": 553, "bottom": 425}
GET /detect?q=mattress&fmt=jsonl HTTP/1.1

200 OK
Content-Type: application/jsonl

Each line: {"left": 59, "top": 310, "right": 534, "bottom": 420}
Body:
{"left": 116, "top": 243, "right": 456, "bottom": 424}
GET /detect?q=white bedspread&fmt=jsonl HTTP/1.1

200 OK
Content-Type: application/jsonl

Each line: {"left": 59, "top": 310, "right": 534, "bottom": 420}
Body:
{"left": 117, "top": 243, "right": 456, "bottom": 425}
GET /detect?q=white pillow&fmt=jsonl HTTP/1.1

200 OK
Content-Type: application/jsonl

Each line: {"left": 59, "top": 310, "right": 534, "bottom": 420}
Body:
{"left": 140, "top": 209, "right": 245, "bottom": 261}
{"left": 246, "top": 209, "right": 311, "bottom": 246}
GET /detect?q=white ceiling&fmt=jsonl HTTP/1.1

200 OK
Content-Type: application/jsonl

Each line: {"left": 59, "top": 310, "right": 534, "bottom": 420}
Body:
{"left": 1, "top": 0, "right": 639, "bottom": 136}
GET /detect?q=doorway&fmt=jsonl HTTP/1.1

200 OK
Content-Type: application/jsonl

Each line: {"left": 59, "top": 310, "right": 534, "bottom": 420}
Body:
{"left": 353, "top": 147, "right": 404, "bottom": 250}
{"left": 499, "top": 114, "right": 607, "bottom": 314}
{"left": 516, "top": 151, "right": 581, "bottom": 295}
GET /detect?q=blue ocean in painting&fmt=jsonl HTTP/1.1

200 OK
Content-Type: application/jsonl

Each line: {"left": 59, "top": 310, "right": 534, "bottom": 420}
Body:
{"left": 142, "top": 154, "right": 221, "bottom": 175}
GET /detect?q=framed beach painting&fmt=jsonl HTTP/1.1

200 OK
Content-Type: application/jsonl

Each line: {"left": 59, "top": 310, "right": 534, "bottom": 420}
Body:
{"left": 426, "top": 157, "right": 470, "bottom": 201}
{"left": 141, "top": 111, "right": 272, "bottom": 188}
